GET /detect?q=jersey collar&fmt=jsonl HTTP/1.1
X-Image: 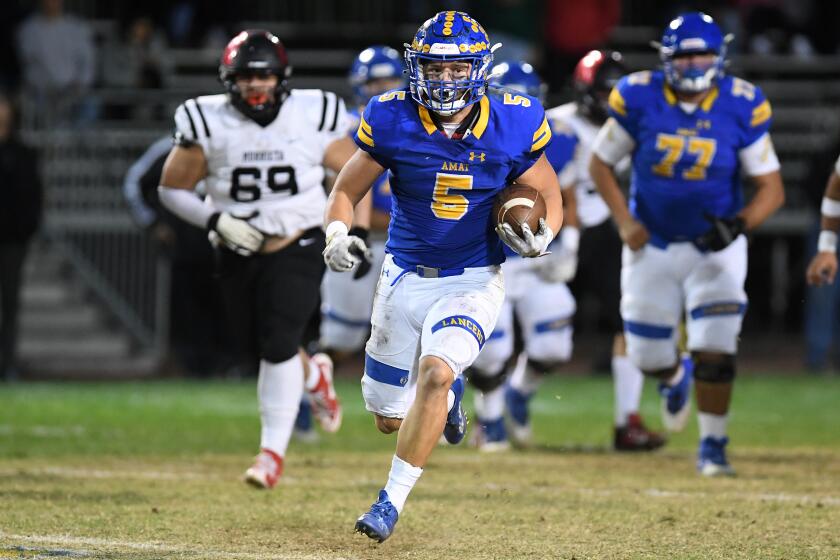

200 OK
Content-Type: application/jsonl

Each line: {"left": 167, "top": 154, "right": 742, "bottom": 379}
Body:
{"left": 417, "top": 96, "right": 490, "bottom": 140}
{"left": 663, "top": 84, "right": 719, "bottom": 113}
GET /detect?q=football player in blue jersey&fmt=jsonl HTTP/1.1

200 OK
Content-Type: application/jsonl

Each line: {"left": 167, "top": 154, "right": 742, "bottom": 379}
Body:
{"left": 543, "top": 51, "right": 665, "bottom": 452}
{"left": 464, "top": 61, "right": 576, "bottom": 451}
{"left": 319, "top": 46, "right": 405, "bottom": 361}
{"left": 590, "top": 12, "right": 784, "bottom": 476}
{"left": 323, "top": 11, "right": 563, "bottom": 541}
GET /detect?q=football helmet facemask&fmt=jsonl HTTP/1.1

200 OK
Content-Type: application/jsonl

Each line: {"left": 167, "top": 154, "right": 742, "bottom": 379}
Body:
{"left": 405, "top": 11, "right": 499, "bottom": 116}
{"left": 219, "top": 29, "right": 291, "bottom": 126}
{"left": 659, "top": 12, "right": 729, "bottom": 94}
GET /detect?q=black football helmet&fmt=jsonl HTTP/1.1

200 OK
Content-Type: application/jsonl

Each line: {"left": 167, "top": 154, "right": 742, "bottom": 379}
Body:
{"left": 573, "top": 50, "right": 626, "bottom": 124}
{"left": 219, "top": 29, "right": 291, "bottom": 125}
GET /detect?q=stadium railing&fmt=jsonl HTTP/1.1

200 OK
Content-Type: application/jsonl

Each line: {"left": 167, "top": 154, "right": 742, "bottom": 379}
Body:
{"left": 22, "top": 128, "right": 172, "bottom": 369}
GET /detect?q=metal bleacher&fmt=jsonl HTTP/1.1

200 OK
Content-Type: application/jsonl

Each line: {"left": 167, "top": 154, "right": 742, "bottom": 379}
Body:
{"left": 22, "top": 21, "right": 834, "bottom": 375}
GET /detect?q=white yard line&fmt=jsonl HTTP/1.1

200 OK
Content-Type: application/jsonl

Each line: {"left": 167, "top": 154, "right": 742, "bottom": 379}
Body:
{"left": 0, "top": 532, "right": 357, "bottom": 560}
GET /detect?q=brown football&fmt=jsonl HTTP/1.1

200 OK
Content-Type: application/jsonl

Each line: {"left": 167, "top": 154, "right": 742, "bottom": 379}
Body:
{"left": 492, "top": 183, "right": 546, "bottom": 238}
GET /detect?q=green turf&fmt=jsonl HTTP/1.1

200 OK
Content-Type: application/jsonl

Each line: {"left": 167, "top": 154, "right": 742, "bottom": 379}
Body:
{"left": 0, "top": 374, "right": 838, "bottom": 559}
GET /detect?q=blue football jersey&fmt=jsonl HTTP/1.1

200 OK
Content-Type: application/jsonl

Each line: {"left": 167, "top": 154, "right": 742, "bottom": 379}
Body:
{"left": 354, "top": 88, "right": 552, "bottom": 268}
{"left": 544, "top": 119, "right": 578, "bottom": 175}
{"left": 608, "top": 70, "right": 772, "bottom": 242}
{"left": 348, "top": 107, "right": 392, "bottom": 214}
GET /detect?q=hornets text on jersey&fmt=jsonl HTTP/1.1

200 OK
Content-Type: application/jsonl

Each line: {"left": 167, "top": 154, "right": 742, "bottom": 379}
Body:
{"left": 353, "top": 88, "right": 551, "bottom": 269}
{"left": 173, "top": 89, "right": 348, "bottom": 236}
{"left": 607, "top": 70, "right": 772, "bottom": 243}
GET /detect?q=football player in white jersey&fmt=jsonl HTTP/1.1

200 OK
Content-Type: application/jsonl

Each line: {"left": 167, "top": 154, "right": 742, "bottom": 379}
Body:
{"left": 318, "top": 46, "right": 405, "bottom": 360}
{"left": 542, "top": 51, "right": 665, "bottom": 451}
{"left": 464, "top": 61, "right": 576, "bottom": 452}
{"left": 157, "top": 30, "right": 355, "bottom": 489}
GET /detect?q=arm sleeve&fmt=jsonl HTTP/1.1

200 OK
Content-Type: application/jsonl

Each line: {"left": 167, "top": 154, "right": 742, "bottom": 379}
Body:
{"left": 123, "top": 137, "right": 172, "bottom": 227}
{"left": 592, "top": 118, "right": 636, "bottom": 166}
{"left": 738, "top": 132, "right": 781, "bottom": 177}
{"left": 157, "top": 186, "right": 215, "bottom": 229}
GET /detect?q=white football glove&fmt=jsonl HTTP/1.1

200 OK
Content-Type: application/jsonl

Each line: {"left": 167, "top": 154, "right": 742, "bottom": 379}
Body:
{"left": 208, "top": 212, "right": 264, "bottom": 256}
{"left": 496, "top": 218, "right": 554, "bottom": 258}
{"left": 535, "top": 226, "right": 579, "bottom": 283}
{"left": 323, "top": 222, "right": 372, "bottom": 272}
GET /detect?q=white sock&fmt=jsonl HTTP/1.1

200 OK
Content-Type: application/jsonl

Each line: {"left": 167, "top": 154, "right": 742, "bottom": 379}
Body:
{"left": 304, "top": 355, "right": 320, "bottom": 392}
{"left": 508, "top": 354, "right": 542, "bottom": 395}
{"left": 613, "top": 355, "right": 644, "bottom": 427}
{"left": 664, "top": 360, "right": 685, "bottom": 387}
{"left": 698, "top": 412, "right": 729, "bottom": 440}
{"left": 257, "top": 356, "right": 305, "bottom": 456}
{"left": 474, "top": 384, "right": 505, "bottom": 421}
{"left": 383, "top": 455, "right": 423, "bottom": 513}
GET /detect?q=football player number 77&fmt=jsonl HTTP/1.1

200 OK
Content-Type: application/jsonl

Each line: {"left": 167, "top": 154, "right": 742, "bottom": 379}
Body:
{"left": 652, "top": 134, "right": 717, "bottom": 181}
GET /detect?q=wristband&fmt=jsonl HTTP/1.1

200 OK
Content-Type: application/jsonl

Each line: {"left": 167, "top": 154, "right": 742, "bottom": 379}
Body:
{"left": 349, "top": 226, "right": 370, "bottom": 242}
{"left": 325, "top": 221, "right": 349, "bottom": 244}
{"left": 821, "top": 197, "right": 840, "bottom": 218}
{"left": 818, "top": 230, "right": 838, "bottom": 253}
{"left": 561, "top": 226, "right": 580, "bottom": 252}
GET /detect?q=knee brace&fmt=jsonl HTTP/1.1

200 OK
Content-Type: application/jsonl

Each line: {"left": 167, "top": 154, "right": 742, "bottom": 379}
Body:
{"left": 692, "top": 354, "right": 736, "bottom": 383}
{"left": 466, "top": 366, "right": 507, "bottom": 393}
{"left": 527, "top": 358, "right": 562, "bottom": 376}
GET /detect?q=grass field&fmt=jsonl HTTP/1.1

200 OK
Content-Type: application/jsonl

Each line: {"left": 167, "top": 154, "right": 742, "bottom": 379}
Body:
{"left": 1, "top": 374, "right": 839, "bottom": 559}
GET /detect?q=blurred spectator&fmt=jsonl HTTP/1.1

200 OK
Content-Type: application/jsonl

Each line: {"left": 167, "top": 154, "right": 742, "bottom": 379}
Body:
{"left": 102, "top": 17, "right": 171, "bottom": 90}
{"left": 737, "top": 0, "right": 815, "bottom": 56}
{"left": 0, "top": 94, "right": 42, "bottom": 381}
{"left": 542, "top": 0, "right": 620, "bottom": 92}
{"left": 16, "top": 0, "right": 97, "bottom": 127}
{"left": 123, "top": 137, "right": 233, "bottom": 377}
{"left": 802, "top": 130, "right": 840, "bottom": 372}
{"left": 101, "top": 17, "right": 171, "bottom": 120}
{"left": 0, "top": 5, "right": 25, "bottom": 92}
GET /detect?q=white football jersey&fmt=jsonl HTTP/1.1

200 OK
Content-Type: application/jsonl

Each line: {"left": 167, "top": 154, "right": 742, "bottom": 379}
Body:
{"left": 173, "top": 90, "right": 349, "bottom": 236}
{"left": 545, "top": 102, "right": 629, "bottom": 229}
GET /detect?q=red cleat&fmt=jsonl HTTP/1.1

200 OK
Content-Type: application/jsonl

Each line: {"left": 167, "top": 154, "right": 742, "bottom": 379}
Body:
{"left": 614, "top": 413, "right": 667, "bottom": 452}
{"left": 244, "top": 448, "right": 283, "bottom": 489}
{"left": 307, "top": 353, "right": 342, "bottom": 433}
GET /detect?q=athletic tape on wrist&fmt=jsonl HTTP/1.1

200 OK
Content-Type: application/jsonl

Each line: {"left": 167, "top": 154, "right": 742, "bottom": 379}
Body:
{"left": 325, "top": 221, "right": 348, "bottom": 243}
{"left": 818, "top": 230, "right": 838, "bottom": 253}
{"left": 821, "top": 197, "right": 840, "bottom": 218}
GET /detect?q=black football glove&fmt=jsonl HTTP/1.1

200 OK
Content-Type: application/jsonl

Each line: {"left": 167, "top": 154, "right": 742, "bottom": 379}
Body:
{"left": 349, "top": 227, "right": 372, "bottom": 279}
{"left": 695, "top": 213, "right": 745, "bottom": 252}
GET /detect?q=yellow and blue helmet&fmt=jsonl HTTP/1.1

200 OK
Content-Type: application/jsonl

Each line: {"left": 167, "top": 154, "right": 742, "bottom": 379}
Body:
{"left": 349, "top": 45, "right": 405, "bottom": 106}
{"left": 489, "top": 61, "right": 546, "bottom": 104}
{"left": 660, "top": 12, "right": 727, "bottom": 93}
{"left": 404, "top": 11, "right": 498, "bottom": 115}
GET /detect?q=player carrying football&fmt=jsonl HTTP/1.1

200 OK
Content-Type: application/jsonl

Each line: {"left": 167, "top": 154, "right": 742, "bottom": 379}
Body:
{"left": 323, "top": 11, "right": 563, "bottom": 542}
{"left": 590, "top": 13, "right": 784, "bottom": 475}
{"left": 157, "top": 30, "right": 354, "bottom": 489}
